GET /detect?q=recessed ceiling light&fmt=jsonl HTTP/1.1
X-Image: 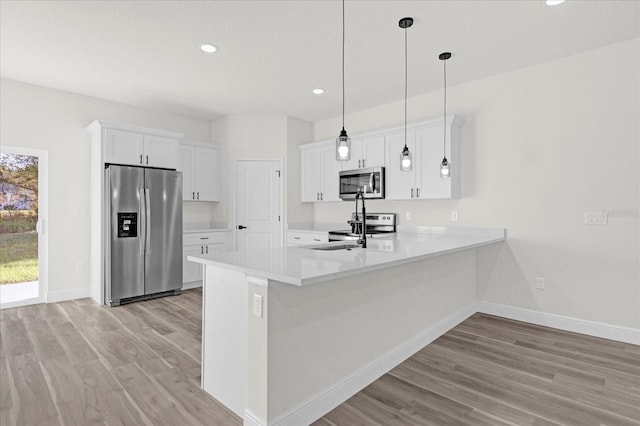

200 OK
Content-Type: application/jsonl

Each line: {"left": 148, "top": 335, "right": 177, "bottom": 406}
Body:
{"left": 545, "top": 0, "right": 565, "bottom": 5}
{"left": 200, "top": 44, "right": 217, "bottom": 53}
{"left": 312, "top": 88, "right": 325, "bottom": 95}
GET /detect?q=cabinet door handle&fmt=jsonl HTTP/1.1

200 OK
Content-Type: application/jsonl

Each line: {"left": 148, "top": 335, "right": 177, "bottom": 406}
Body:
{"left": 362, "top": 159, "right": 365, "bottom": 168}
{"left": 317, "top": 193, "right": 320, "bottom": 200}
{"left": 205, "top": 245, "right": 208, "bottom": 254}
{"left": 201, "top": 246, "right": 204, "bottom": 254}
{"left": 192, "top": 192, "right": 195, "bottom": 200}
{"left": 197, "top": 192, "right": 200, "bottom": 200}
{"left": 410, "top": 188, "right": 414, "bottom": 198}
{"left": 146, "top": 155, "right": 149, "bottom": 165}
{"left": 416, "top": 188, "right": 420, "bottom": 198}
{"left": 293, "top": 237, "right": 301, "bottom": 240}
{"left": 320, "top": 193, "right": 323, "bottom": 200}
{"left": 358, "top": 159, "right": 361, "bottom": 168}
{"left": 139, "top": 154, "right": 143, "bottom": 164}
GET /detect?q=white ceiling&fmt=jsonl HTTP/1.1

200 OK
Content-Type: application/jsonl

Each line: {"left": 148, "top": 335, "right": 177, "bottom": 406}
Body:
{"left": 1, "top": 1, "right": 638, "bottom": 123}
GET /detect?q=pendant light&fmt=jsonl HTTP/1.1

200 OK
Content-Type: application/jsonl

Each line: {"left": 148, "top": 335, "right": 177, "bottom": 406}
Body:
{"left": 439, "top": 52, "right": 451, "bottom": 178}
{"left": 399, "top": 17, "right": 413, "bottom": 171}
{"left": 336, "top": 0, "right": 351, "bottom": 161}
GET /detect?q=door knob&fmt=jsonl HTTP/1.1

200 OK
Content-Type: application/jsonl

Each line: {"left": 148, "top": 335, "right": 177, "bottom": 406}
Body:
{"left": 237, "top": 225, "right": 247, "bottom": 229}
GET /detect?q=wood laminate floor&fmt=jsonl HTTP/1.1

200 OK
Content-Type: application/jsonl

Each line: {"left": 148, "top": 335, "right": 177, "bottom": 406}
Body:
{"left": 1, "top": 289, "right": 638, "bottom": 426}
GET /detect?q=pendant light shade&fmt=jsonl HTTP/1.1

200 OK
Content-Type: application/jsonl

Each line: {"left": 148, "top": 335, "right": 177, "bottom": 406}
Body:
{"left": 401, "top": 145, "right": 412, "bottom": 171}
{"left": 399, "top": 17, "right": 413, "bottom": 172}
{"left": 440, "top": 157, "right": 450, "bottom": 177}
{"left": 336, "top": 0, "right": 351, "bottom": 161}
{"left": 336, "top": 127, "right": 350, "bottom": 160}
{"left": 439, "top": 52, "right": 451, "bottom": 178}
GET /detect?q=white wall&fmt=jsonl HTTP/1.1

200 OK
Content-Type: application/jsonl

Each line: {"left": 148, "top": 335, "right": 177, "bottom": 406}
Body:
{"left": 286, "top": 117, "right": 314, "bottom": 224}
{"left": 312, "top": 38, "right": 640, "bottom": 330}
{"left": 210, "top": 115, "right": 313, "bottom": 229}
{"left": 0, "top": 78, "right": 211, "bottom": 298}
{"left": 210, "top": 115, "right": 287, "bottom": 227}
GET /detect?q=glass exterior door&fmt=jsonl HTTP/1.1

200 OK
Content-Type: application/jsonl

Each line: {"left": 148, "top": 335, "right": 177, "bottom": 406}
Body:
{"left": 0, "top": 147, "right": 47, "bottom": 308}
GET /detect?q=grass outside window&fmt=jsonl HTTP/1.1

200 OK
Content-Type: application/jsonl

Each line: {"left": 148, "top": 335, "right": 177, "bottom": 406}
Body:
{"left": 0, "top": 232, "right": 38, "bottom": 284}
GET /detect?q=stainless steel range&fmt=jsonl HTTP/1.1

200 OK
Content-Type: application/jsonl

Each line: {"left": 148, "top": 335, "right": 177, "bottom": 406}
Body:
{"left": 329, "top": 213, "right": 397, "bottom": 242}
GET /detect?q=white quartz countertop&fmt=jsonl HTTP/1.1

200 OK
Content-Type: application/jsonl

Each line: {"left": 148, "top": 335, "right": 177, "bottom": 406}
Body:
{"left": 188, "top": 227, "right": 505, "bottom": 286}
{"left": 183, "top": 222, "right": 231, "bottom": 233}
{"left": 287, "top": 222, "right": 346, "bottom": 233}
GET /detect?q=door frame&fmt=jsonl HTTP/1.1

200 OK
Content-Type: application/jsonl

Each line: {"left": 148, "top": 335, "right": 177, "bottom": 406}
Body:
{"left": 0, "top": 146, "right": 48, "bottom": 309}
{"left": 231, "top": 158, "right": 284, "bottom": 251}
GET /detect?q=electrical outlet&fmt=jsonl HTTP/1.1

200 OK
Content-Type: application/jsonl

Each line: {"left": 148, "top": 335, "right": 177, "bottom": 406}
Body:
{"left": 584, "top": 211, "right": 608, "bottom": 225}
{"left": 535, "top": 277, "right": 545, "bottom": 290}
{"left": 406, "top": 211, "right": 411, "bottom": 221}
{"left": 253, "top": 294, "right": 263, "bottom": 318}
{"left": 451, "top": 211, "right": 458, "bottom": 222}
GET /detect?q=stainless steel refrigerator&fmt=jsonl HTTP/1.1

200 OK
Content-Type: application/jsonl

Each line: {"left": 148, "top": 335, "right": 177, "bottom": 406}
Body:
{"left": 105, "top": 165, "right": 182, "bottom": 306}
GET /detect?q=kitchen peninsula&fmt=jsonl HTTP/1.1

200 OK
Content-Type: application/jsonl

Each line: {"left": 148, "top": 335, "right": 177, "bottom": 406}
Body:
{"left": 189, "top": 227, "right": 504, "bottom": 426}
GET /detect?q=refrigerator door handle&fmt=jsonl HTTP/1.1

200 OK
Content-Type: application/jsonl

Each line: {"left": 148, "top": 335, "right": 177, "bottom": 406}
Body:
{"left": 145, "top": 187, "right": 151, "bottom": 255}
{"left": 139, "top": 186, "right": 145, "bottom": 257}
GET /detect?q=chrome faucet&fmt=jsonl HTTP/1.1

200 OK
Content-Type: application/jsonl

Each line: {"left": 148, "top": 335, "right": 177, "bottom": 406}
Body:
{"left": 354, "top": 191, "right": 367, "bottom": 248}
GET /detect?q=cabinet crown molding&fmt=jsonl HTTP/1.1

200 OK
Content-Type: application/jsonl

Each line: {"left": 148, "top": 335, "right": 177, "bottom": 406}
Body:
{"left": 181, "top": 138, "right": 220, "bottom": 149}
{"left": 86, "top": 120, "right": 184, "bottom": 140}
{"left": 305, "top": 114, "right": 464, "bottom": 150}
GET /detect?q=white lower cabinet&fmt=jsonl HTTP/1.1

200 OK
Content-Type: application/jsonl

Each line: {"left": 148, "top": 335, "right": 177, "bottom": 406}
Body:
{"left": 287, "top": 230, "right": 329, "bottom": 246}
{"left": 183, "top": 231, "right": 229, "bottom": 286}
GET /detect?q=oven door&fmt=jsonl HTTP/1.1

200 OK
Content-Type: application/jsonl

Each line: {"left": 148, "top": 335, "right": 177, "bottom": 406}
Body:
{"left": 339, "top": 167, "right": 385, "bottom": 200}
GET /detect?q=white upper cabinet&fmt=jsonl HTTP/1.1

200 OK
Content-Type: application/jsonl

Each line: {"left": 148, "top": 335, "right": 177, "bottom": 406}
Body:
{"left": 300, "top": 141, "right": 341, "bottom": 202}
{"left": 96, "top": 122, "right": 180, "bottom": 169}
{"left": 385, "top": 115, "right": 463, "bottom": 200}
{"left": 104, "top": 129, "right": 144, "bottom": 165}
{"left": 340, "top": 135, "right": 386, "bottom": 170}
{"left": 179, "top": 140, "right": 219, "bottom": 202}
{"left": 385, "top": 130, "right": 417, "bottom": 200}
{"left": 301, "top": 115, "right": 463, "bottom": 203}
{"left": 143, "top": 135, "right": 179, "bottom": 169}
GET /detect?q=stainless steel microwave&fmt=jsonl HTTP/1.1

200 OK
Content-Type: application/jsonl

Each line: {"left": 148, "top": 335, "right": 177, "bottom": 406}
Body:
{"left": 339, "top": 167, "right": 385, "bottom": 200}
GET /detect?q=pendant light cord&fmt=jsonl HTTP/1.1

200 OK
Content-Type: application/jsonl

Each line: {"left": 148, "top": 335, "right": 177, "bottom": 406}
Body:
{"left": 443, "top": 57, "right": 447, "bottom": 155}
{"left": 342, "top": 0, "right": 345, "bottom": 129}
{"left": 404, "top": 27, "right": 408, "bottom": 149}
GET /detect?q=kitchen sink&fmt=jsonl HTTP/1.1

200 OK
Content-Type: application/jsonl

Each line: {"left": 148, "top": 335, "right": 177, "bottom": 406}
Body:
{"left": 307, "top": 243, "right": 361, "bottom": 251}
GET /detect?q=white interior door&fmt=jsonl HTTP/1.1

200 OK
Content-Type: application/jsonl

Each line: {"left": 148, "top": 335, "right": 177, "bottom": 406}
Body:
{"left": 235, "top": 160, "right": 283, "bottom": 251}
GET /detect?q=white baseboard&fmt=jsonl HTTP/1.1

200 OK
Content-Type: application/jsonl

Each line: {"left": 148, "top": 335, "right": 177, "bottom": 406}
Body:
{"left": 477, "top": 302, "right": 640, "bottom": 345}
{"left": 46, "top": 287, "right": 91, "bottom": 303}
{"left": 182, "top": 281, "right": 203, "bottom": 290}
{"left": 243, "top": 410, "right": 265, "bottom": 426}
{"left": 270, "top": 302, "right": 478, "bottom": 426}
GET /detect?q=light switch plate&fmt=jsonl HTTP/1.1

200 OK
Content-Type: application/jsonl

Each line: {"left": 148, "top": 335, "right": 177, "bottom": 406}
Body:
{"left": 584, "top": 211, "right": 608, "bottom": 225}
